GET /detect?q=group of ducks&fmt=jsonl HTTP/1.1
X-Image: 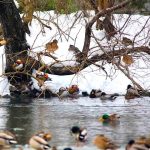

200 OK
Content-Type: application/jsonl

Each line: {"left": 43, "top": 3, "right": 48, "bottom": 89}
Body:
{"left": 12, "top": 58, "right": 143, "bottom": 100}
{"left": 57, "top": 84, "right": 142, "bottom": 100}
{"left": 13, "top": 59, "right": 51, "bottom": 83}
{"left": 0, "top": 113, "right": 120, "bottom": 150}
{"left": 1, "top": 123, "right": 150, "bottom": 150}
{"left": 87, "top": 84, "right": 143, "bottom": 100}
{"left": 0, "top": 126, "right": 87, "bottom": 150}
{"left": 57, "top": 85, "right": 80, "bottom": 98}
{"left": 57, "top": 87, "right": 117, "bottom": 100}
{"left": 0, "top": 130, "right": 54, "bottom": 150}
{"left": 93, "top": 134, "right": 150, "bottom": 150}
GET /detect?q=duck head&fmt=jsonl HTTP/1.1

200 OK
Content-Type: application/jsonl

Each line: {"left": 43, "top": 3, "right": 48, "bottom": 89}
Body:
{"left": 71, "top": 126, "right": 87, "bottom": 142}
{"left": 53, "top": 39, "right": 58, "bottom": 44}
{"left": 71, "top": 126, "right": 80, "bottom": 135}
{"left": 101, "top": 92, "right": 106, "bottom": 96}
{"left": 127, "top": 84, "right": 132, "bottom": 90}
{"left": 102, "top": 114, "right": 110, "bottom": 120}
{"left": 59, "top": 87, "right": 67, "bottom": 92}
{"left": 99, "top": 114, "right": 110, "bottom": 122}
{"left": 43, "top": 73, "right": 51, "bottom": 81}
{"left": 89, "top": 89, "right": 96, "bottom": 98}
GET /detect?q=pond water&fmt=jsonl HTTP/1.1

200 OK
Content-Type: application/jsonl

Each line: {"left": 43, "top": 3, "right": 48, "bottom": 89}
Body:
{"left": 0, "top": 96, "right": 150, "bottom": 150}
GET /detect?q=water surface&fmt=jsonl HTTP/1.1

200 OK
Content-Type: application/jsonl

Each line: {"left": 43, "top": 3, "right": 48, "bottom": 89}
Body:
{"left": 0, "top": 96, "right": 150, "bottom": 149}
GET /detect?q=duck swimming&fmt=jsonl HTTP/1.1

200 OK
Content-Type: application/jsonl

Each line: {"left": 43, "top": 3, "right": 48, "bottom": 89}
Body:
{"left": 93, "top": 134, "right": 118, "bottom": 150}
{"left": 126, "top": 139, "right": 150, "bottom": 150}
{"left": 0, "top": 131, "right": 17, "bottom": 148}
{"left": 100, "top": 92, "right": 119, "bottom": 100}
{"left": 99, "top": 113, "right": 120, "bottom": 123}
{"left": 29, "top": 133, "right": 51, "bottom": 150}
{"left": 70, "top": 126, "right": 87, "bottom": 142}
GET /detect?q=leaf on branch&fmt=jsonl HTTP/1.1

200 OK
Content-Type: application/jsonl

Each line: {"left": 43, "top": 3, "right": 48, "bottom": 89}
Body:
{"left": 45, "top": 39, "right": 59, "bottom": 53}
{"left": 0, "top": 24, "right": 3, "bottom": 36}
{"left": 122, "top": 54, "right": 134, "bottom": 65}
{"left": 21, "top": 0, "right": 35, "bottom": 24}
{"left": 0, "top": 39, "right": 7, "bottom": 46}
{"left": 97, "top": 0, "right": 115, "bottom": 10}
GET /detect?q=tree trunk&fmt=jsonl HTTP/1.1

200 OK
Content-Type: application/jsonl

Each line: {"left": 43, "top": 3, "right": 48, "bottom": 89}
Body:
{"left": 0, "top": 0, "right": 30, "bottom": 70}
{"left": 0, "top": 0, "right": 29, "bottom": 54}
{"left": 0, "top": 0, "right": 32, "bottom": 98}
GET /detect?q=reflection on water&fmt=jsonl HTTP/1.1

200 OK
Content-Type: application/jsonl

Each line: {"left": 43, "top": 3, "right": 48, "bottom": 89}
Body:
{"left": 0, "top": 97, "right": 150, "bottom": 149}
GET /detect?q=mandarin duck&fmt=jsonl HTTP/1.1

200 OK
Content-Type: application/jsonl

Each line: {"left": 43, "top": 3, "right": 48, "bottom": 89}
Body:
{"left": 67, "top": 85, "right": 79, "bottom": 98}
{"left": 13, "top": 59, "right": 24, "bottom": 71}
{"left": 36, "top": 72, "right": 51, "bottom": 82}
{"left": 36, "top": 71, "right": 51, "bottom": 87}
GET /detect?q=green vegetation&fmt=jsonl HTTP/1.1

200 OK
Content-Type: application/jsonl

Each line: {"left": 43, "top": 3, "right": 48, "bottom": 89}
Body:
{"left": 16, "top": 0, "right": 149, "bottom": 14}
{"left": 16, "top": 0, "right": 78, "bottom": 14}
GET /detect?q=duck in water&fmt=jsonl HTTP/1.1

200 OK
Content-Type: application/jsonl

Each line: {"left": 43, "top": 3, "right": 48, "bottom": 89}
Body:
{"left": 70, "top": 126, "right": 87, "bottom": 143}
{"left": 93, "top": 134, "right": 118, "bottom": 150}
{"left": 126, "top": 138, "right": 150, "bottom": 150}
{"left": 99, "top": 113, "right": 120, "bottom": 126}
{"left": 29, "top": 132, "right": 51, "bottom": 150}
{"left": 100, "top": 92, "right": 119, "bottom": 100}
{"left": 0, "top": 131, "right": 17, "bottom": 149}
{"left": 125, "top": 84, "right": 141, "bottom": 100}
